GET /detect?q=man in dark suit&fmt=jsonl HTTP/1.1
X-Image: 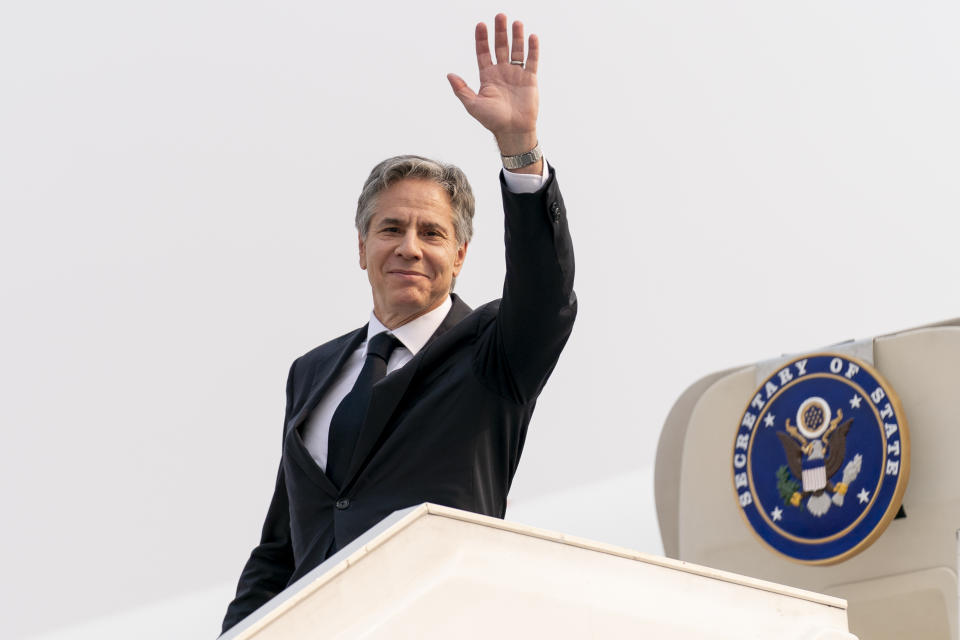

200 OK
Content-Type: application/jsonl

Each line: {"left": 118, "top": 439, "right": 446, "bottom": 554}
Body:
{"left": 222, "top": 14, "right": 575, "bottom": 634}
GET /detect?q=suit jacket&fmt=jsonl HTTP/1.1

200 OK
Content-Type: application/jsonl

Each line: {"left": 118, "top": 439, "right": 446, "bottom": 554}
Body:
{"left": 222, "top": 169, "right": 576, "bottom": 633}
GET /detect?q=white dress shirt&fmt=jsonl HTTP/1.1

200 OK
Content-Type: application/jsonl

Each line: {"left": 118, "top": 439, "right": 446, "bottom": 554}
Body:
{"left": 301, "top": 164, "right": 549, "bottom": 470}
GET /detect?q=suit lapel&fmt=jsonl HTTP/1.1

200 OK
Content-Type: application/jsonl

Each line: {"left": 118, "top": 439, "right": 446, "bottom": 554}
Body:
{"left": 283, "top": 327, "right": 366, "bottom": 499}
{"left": 342, "top": 295, "right": 473, "bottom": 487}
{"left": 424, "top": 294, "right": 473, "bottom": 348}
{"left": 289, "top": 326, "right": 367, "bottom": 432}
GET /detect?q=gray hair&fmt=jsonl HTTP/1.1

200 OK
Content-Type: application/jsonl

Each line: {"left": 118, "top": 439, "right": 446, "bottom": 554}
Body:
{"left": 355, "top": 155, "right": 475, "bottom": 246}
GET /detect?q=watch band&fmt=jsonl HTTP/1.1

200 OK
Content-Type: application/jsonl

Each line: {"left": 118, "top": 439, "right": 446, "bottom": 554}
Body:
{"left": 501, "top": 142, "right": 543, "bottom": 170}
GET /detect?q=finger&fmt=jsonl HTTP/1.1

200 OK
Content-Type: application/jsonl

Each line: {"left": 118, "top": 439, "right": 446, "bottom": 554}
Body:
{"left": 511, "top": 20, "right": 525, "bottom": 63}
{"left": 526, "top": 33, "right": 539, "bottom": 74}
{"left": 475, "top": 22, "right": 492, "bottom": 69}
{"left": 446, "top": 73, "right": 477, "bottom": 105}
{"left": 493, "top": 13, "right": 509, "bottom": 64}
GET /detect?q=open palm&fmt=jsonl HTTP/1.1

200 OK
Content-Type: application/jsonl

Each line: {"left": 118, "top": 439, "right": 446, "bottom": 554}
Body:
{"left": 448, "top": 14, "right": 540, "bottom": 155}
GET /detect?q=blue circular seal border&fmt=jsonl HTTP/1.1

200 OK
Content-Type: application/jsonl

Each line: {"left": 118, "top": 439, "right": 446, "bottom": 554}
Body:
{"left": 731, "top": 353, "right": 910, "bottom": 565}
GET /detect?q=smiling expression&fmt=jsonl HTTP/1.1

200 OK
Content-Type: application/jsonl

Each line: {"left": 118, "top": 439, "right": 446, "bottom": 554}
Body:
{"left": 359, "top": 178, "right": 468, "bottom": 329}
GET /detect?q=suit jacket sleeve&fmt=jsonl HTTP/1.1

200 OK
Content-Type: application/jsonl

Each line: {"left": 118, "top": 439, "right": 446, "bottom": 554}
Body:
{"left": 220, "top": 362, "right": 299, "bottom": 634}
{"left": 475, "top": 166, "right": 576, "bottom": 403}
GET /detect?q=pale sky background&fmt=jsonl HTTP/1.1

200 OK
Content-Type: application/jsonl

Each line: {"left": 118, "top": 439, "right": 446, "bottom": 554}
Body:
{"left": 2, "top": 1, "right": 958, "bottom": 638}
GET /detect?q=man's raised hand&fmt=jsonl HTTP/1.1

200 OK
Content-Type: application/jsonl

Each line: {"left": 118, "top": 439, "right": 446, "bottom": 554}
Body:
{"left": 447, "top": 14, "right": 540, "bottom": 164}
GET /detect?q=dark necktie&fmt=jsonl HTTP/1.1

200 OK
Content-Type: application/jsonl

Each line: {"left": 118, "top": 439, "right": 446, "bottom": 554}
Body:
{"left": 326, "top": 332, "right": 401, "bottom": 487}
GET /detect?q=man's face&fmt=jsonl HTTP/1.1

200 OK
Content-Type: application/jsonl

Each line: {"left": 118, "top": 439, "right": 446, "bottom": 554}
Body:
{"left": 359, "top": 178, "right": 468, "bottom": 328}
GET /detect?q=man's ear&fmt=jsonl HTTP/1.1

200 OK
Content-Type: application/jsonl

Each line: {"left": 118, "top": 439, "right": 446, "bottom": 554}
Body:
{"left": 452, "top": 241, "right": 468, "bottom": 277}
{"left": 358, "top": 232, "right": 367, "bottom": 270}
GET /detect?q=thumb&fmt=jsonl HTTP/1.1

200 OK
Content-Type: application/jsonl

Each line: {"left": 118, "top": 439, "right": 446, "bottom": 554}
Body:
{"left": 446, "top": 73, "right": 476, "bottom": 106}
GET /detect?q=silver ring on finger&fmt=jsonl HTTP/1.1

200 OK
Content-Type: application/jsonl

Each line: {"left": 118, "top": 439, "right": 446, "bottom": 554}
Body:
{"left": 509, "top": 59, "right": 524, "bottom": 66}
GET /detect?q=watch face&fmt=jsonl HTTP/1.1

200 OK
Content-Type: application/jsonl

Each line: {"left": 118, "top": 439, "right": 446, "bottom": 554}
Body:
{"left": 731, "top": 353, "right": 909, "bottom": 564}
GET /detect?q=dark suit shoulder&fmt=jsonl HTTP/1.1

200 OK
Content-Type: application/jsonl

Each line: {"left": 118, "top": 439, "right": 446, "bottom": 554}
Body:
{"left": 456, "top": 298, "right": 500, "bottom": 333}
{"left": 420, "top": 298, "right": 499, "bottom": 353}
{"left": 294, "top": 326, "right": 366, "bottom": 367}
{"left": 469, "top": 299, "right": 500, "bottom": 334}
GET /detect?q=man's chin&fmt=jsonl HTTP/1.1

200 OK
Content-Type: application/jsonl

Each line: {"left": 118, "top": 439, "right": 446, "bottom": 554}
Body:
{"left": 378, "top": 292, "right": 447, "bottom": 323}
{"left": 385, "top": 289, "right": 426, "bottom": 308}
{"left": 380, "top": 293, "right": 425, "bottom": 313}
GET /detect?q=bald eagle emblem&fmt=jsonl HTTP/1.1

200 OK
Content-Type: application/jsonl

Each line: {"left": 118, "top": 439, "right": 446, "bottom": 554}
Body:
{"left": 731, "top": 353, "right": 910, "bottom": 564}
{"left": 775, "top": 397, "right": 861, "bottom": 517}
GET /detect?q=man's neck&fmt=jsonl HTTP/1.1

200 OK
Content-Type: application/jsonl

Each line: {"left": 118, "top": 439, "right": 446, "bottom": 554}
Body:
{"left": 368, "top": 296, "right": 452, "bottom": 356}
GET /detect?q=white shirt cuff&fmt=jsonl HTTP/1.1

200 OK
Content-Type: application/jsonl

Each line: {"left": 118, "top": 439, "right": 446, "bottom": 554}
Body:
{"left": 501, "top": 159, "right": 550, "bottom": 194}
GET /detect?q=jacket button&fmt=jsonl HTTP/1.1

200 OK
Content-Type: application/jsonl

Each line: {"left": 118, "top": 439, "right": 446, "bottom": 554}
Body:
{"left": 550, "top": 202, "right": 561, "bottom": 222}
{"left": 336, "top": 498, "right": 350, "bottom": 510}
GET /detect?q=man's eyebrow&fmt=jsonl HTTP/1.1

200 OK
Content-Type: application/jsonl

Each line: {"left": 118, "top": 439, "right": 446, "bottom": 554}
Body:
{"left": 374, "top": 217, "right": 406, "bottom": 228}
{"left": 418, "top": 221, "right": 448, "bottom": 234}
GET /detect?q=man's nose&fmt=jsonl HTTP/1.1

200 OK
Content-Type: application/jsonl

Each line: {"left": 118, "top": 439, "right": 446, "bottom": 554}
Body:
{"left": 395, "top": 230, "right": 422, "bottom": 259}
